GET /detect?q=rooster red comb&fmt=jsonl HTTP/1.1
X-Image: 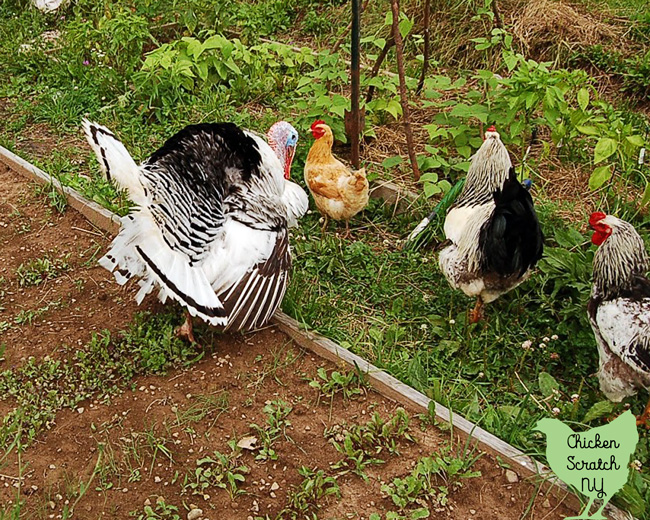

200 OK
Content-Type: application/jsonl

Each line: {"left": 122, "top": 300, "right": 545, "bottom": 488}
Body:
{"left": 589, "top": 212, "right": 607, "bottom": 227}
{"left": 311, "top": 120, "right": 325, "bottom": 130}
{"left": 486, "top": 125, "right": 497, "bottom": 133}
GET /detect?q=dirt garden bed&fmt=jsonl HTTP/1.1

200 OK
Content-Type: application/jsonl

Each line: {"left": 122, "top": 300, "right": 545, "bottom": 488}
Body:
{"left": 0, "top": 159, "right": 581, "bottom": 519}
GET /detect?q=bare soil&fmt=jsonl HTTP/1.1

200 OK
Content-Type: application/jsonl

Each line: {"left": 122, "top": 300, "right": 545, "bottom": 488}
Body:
{"left": 0, "top": 162, "right": 576, "bottom": 520}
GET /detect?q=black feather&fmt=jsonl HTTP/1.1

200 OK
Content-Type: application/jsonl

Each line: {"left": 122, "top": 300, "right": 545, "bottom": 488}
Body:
{"left": 479, "top": 167, "right": 544, "bottom": 277}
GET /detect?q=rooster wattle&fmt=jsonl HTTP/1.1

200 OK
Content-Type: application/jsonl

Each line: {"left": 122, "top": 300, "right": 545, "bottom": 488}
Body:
{"left": 83, "top": 119, "right": 308, "bottom": 342}
{"left": 438, "top": 126, "right": 544, "bottom": 322}
{"left": 588, "top": 212, "right": 650, "bottom": 426}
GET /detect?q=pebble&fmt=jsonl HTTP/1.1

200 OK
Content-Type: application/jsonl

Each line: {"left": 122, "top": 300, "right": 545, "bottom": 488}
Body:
{"left": 270, "top": 482, "right": 279, "bottom": 491}
{"left": 542, "top": 499, "right": 551, "bottom": 508}
{"left": 470, "top": 509, "right": 476, "bottom": 515}
{"left": 505, "top": 469, "right": 519, "bottom": 483}
{"left": 187, "top": 508, "right": 203, "bottom": 520}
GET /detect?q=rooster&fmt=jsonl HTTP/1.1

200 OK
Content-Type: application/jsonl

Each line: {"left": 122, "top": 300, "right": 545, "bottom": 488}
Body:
{"left": 588, "top": 212, "right": 650, "bottom": 426}
{"left": 83, "top": 119, "right": 308, "bottom": 343}
{"left": 304, "top": 120, "right": 369, "bottom": 237}
{"left": 438, "top": 126, "right": 544, "bottom": 322}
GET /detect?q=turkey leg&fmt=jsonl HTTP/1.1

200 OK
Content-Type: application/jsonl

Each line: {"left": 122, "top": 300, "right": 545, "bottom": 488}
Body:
{"left": 175, "top": 309, "right": 198, "bottom": 346}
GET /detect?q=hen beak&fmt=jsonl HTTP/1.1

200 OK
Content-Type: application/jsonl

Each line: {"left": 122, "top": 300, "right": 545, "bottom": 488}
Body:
{"left": 285, "top": 145, "right": 296, "bottom": 180}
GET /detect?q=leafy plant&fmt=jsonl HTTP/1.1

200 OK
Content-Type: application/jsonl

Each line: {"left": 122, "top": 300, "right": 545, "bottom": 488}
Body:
{"left": 249, "top": 399, "right": 292, "bottom": 461}
{"left": 278, "top": 466, "right": 340, "bottom": 520}
{"left": 16, "top": 255, "right": 69, "bottom": 287}
{"left": 183, "top": 440, "right": 249, "bottom": 499}
{"left": 308, "top": 366, "right": 369, "bottom": 400}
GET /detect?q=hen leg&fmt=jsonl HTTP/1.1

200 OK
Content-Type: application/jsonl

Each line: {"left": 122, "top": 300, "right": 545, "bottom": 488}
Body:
{"left": 342, "top": 220, "right": 352, "bottom": 239}
{"left": 175, "top": 309, "right": 199, "bottom": 346}
{"left": 468, "top": 298, "right": 484, "bottom": 323}
{"left": 321, "top": 215, "right": 329, "bottom": 234}
{"left": 636, "top": 398, "right": 650, "bottom": 427}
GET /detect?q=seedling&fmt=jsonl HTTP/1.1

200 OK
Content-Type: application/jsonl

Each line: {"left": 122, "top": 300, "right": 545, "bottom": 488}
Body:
{"left": 309, "top": 366, "right": 369, "bottom": 401}
{"left": 249, "top": 399, "right": 292, "bottom": 461}
{"left": 183, "top": 440, "right": 249, "bottom": 499}
{"left": 381, "top": 443, "right": 482, "bottom": 514}
{"left": 278, "top": 466, "right": 340, "bottom": 519}
{"left": 131, "top": 497, "right": 182, "bottom": 520}
{"left": 16, "top": 255, "right": 69, "bottom": 287}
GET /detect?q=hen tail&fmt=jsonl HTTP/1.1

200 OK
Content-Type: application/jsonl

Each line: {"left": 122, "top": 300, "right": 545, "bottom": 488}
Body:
{"left": 479, "top": 167, "right": 544, "bottom": 277}
{"left": 82, "top": 119, "right": 146, "bottom": 205}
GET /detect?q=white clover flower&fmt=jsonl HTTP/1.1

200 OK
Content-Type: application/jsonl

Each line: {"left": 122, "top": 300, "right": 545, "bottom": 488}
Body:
{"left": 552, "top": 407, "right": 561, "bottom": 415}
{"left": 543, "top": 337, "right": 550, "bottom": 343}
{"left": 570, "top": 394, "right": 579, "bottom": 402}
{"left": 421, "top": 256, "right": 429, "bottom": 263}
{"left": 449, "top": 319, "right": 455, "bottom": 325}
{"left": 319, "top": 217, "right": 324, "bottom": 223}
{"left": 420, "top": 323, "right": 428, "bottom": 331}
{"left": 521, "top": 340, "right": 532, "bottom": 350}
{"left": 631, "top": 460, "right": 642, "bottom": 471}
{"left": 551, "top": 334, "right": 559, "bottom": 341}
{"left": 539, "top": 342, "right": 547, "bottom": 349}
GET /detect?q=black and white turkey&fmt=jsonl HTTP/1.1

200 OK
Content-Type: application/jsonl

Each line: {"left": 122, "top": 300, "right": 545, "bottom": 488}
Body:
{"left": 588, "top": 212, "right": 650, "bottom": 425}
{"left": 83, "top": 119, "right": 308, "bottom": 342}
{"left": 438, "top": 126, "right": 544, "bottom": 322}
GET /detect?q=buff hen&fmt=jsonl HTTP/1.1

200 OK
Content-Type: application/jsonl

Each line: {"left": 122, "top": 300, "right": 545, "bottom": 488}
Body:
{"left": 304, "top": 120, "right": 369, "bottom": 237}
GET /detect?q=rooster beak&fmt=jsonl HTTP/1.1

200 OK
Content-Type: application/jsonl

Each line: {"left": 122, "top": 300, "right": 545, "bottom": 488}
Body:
{"left": 284, "top": 145, "right": 296, "bottom": 180}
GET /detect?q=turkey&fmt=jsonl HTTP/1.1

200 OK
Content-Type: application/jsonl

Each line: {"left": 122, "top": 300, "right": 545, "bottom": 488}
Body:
{"left": 438, "top": 126, "right": 544, "bottom": 322}
{"left": 83, "top": 119, "right": 308, "bottom": 342}
{"left": 588, "top": 212, "right": 650, "bottom": 426}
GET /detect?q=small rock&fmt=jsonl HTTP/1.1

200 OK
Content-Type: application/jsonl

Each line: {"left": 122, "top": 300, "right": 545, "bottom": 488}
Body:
{"left": 542, "top": 499, "right": 551, "bottom": 508}
{"left": 304, "top": 425, "right": 311, "bottom": 431}
{"left": 187, "top": 509, "right": 203, "bottom": 520}
{"left": 270, "top": 482, "right": 279, "bottom": 491}
{"left": 505, "top": 470, "right": 519, "bottom": 483}
{"left": 144, "top": 499, "right": 151, "bottom": 506}
{"left": 76, "top": 407, "right": 84, "bottom": 414}
{"left": 154, "top": 476, "right": 162, "bottom": 483}
{"left": 470, "top": 509, "right": 476, "bottom": 515}
{"left": 270, "top": 492, "right": 276, "bottom": 499}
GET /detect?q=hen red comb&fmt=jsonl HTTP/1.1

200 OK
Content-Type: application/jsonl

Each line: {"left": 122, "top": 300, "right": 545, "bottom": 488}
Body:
{"left": 311, "top": 119, "right": 325, "bottom": 130}
{"left": 486, "top": 125, "right": 496, "bottom": 132}
{"left": 589, "top": 212, "right": 607, "bottom": 226}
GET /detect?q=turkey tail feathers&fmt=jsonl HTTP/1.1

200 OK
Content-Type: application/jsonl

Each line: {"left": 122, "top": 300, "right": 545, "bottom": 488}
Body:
{"left": 82, "top": 119, "right": 146, "bottom": 205}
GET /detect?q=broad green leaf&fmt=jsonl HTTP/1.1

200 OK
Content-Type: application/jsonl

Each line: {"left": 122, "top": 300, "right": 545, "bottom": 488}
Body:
{"left": 640, "top": 181, "right": 650, "bottom": 208}
{"left": 582, "top": 400, "right": 615, "bottom": 423}
{"left": 588, "top": 164, "right": 612, "bottom": 190}
{"left": 577, "top": 88, "right": 589, "bottom": 111}
{"left": 616, "top": 483, "right": 646, "bottom": 517}
{"left": 538, "top": 372, "right": 559, "bottom": 397}
{"left": 399, "top": 18, "right": 414, "bottom": 39}
{"left": 411, "top": 508, "right": 430, "bottom": 519}
{"left": 424, "top": 183, "right": 442, "bottom": 197}
{"left": 594, "top": 137, "right": 617, "bottom": 164}
{"left": 576, "top": 125, "right": 600, "bottom": 136}
{"left": 381, "top": 156, "right": 403, "bottom": 168}
{"left": 626, "top": 135, "right": 645, "bottom": 147}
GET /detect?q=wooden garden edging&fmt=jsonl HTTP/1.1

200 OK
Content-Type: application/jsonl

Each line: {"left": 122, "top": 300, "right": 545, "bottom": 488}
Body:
{"left": 0, "top": 144, "right": 634, "bottom": 520}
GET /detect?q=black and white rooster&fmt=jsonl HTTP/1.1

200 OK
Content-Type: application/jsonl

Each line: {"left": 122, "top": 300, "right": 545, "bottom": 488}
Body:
{"left": 588, "top": 212, "right": 650, "bottom": 426}
{"left": 83, "top": 120, "right": 308, "bottom": 342}
{"left": 438, "top": 126, "right": 544, "bottom": 322}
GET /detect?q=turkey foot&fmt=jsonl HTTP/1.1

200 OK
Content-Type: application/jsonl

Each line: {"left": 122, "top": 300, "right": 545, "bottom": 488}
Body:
{"left": 636, "top": 399, "right": 650, "bottom": 428}
{"left": 469, "top": 298, "right": 484, "bottom": 323}
{"left": 175, "top": 310, "right": 199, "bottom": 347}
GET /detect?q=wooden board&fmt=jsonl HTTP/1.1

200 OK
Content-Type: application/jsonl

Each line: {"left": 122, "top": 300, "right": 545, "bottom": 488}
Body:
{"left": 0, "top": 144, "right": 634, "bottom": 519}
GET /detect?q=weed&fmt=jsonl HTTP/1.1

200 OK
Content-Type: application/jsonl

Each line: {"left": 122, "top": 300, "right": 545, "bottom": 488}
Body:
{"left": 16, "top": 255, "right": 69, "bottom": 287}
{"left": 326, "top": 408, "right": 414, "bottom": 458}
{"left": 249, "top": 399, "right": 293, "bottom": 461}
{"left": 183, "top": 440, "right": 249, "bottom": 500}
{"left": 174, "top": 392, "right": 229, "bottom": 429}
{"left": 131, "top": 497, "right": 182, "bottom": 520}
{"left": 309, "top": 366, "right": 369, "bottom": 400}
{"left": 34, "top": 182, "right": 67, "bottom": 214}
{"left": 381, "top": 443, "right": 482, "bottom": 515}
{"left": 14, "top": 299, "right": 62, "bottom": 326}
{"left": 278, "top": 466, "right": 340, "bottom": 520}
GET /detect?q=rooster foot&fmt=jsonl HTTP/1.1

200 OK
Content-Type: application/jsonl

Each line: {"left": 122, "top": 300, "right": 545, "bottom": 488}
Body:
{"left": 175, "top": 310, "right": 200, "bottom": 348}
{"left": 635, "top": 399, "right": 650, "bottom": 428}
{"left": 468, "top": 299, "right": 484, "bottom": 324}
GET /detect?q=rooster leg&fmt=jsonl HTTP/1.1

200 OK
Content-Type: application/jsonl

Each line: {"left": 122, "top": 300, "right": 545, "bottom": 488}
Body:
{"left": 636, "top": 398, "right": 650, "bottom": 428}
{"left": 468, "top": 298, "right": 484, "bottom": 323}
{"left": 175, "top": 309, "right": 199, "bottom": 347}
